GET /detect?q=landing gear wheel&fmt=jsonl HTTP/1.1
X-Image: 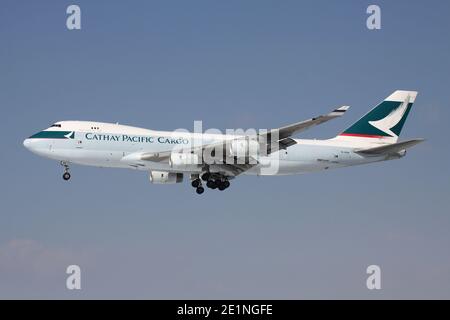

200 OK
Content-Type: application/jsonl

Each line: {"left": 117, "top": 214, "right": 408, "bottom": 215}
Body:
{"left": 196, "top": 186, "right": 204, "bottom": 194}
{"left": 218, "top": 182, "right": 226, "bottom": 191}
{"left": 191, "top": 179, "right": 201, "bottom": 188}
{"left": 213, "top": 180, "right": 222, "bottom": 189}
{"left": 224, "top": 180, "right": 230, "bottom": 189}
{"left": 201, "top": 172, "right": 211, "bottom": 181}
{"left": 60, "top": 162, "right": 71, "bottom": 181}
{"left": 206, "top": 180, "right": 216, "bottom": 189}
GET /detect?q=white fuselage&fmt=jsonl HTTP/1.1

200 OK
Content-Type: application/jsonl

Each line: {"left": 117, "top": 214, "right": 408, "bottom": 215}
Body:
{"left": 23, "top": 121, "right": 395, "bottom": 176}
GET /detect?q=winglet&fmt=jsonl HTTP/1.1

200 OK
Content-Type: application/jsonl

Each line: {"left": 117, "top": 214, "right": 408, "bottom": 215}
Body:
{"left": 330, "top": 106, "right": 350, "bottom": 117}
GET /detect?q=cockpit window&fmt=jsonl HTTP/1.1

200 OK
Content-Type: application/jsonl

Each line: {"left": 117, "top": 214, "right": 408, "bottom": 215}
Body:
{"left": 50, "top": 124, "right": 62, "bottom": 128}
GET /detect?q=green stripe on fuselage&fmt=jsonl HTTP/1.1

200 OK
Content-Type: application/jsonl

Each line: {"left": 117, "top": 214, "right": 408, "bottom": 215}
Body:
{"left": 29, "top": 131, "right": 74, "bottom": 139}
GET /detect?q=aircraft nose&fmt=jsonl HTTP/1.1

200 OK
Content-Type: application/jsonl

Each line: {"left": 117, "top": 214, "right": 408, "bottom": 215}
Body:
{"left": 23, "top": 138, "right": 33, "bottom": 150}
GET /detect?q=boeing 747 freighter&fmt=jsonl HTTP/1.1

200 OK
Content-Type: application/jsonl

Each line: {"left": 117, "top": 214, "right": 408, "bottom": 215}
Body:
{"left": 23, "top": 91, "right": 423, "bottom": 194}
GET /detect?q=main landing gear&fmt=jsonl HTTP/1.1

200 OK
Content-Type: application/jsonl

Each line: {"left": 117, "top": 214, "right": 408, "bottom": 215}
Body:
{"left": 190, "top": 172, "right": 231, "bottom": 195}
{"left": 61, "top": 161, "right": 71, "bottom": 181}
{"left": 206, "top": 179, "right": 230, "bottom": 191}
{"left": 191, "top": 178, "right": 205, "bottom": 194}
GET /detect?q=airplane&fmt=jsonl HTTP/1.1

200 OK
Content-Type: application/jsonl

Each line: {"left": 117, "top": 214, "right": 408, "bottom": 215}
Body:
{"left": 23, "top": 90, "right": 424, "bottom": 195}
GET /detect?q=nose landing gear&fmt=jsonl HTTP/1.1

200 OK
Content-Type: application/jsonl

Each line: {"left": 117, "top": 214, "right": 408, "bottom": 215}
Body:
{"left": 61, "top": 161, "right": 71, "bottom": 181}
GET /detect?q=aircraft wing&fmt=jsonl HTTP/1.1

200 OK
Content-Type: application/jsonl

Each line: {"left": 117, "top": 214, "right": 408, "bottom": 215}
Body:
{"left": 261, "top": 106, "right": 350, "bottom": 153}
{"left": 267, "top": 106, "right": 350, "bottom": 140}
{"left": 195, "top": 105, "right": 350, "bottom": 156}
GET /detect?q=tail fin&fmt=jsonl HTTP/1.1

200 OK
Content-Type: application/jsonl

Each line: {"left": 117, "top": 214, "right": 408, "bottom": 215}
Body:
{"left": 337, "top": 90, "right": 418, "bottom": 143}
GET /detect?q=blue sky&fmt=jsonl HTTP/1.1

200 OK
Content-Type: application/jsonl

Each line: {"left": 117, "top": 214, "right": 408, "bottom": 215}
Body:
{"left": 1, "top": 0, "right": 449, "bottom": 298}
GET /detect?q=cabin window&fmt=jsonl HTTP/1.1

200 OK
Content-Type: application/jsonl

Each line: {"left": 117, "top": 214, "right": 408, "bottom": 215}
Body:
{"left": 51, "top": 124, "right": 61, "bottom": 128}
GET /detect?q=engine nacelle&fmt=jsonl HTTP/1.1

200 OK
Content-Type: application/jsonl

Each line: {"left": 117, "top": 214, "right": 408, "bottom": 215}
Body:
{"left": 386, "top": 150, "right": 407, "bottom": 160}
{"left": 149, "top": 171, "right": 183, "bottom": 184}
{"left": 229, "top": 139, "right": 260, "bottom": 157}
{"left": 169, "top": 152, "right": 201, "bottom": 169}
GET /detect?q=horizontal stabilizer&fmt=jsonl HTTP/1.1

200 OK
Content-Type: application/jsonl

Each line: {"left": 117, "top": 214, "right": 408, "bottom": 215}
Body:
{"left": 356, "top": 139, "right": 424, "bottom": 155}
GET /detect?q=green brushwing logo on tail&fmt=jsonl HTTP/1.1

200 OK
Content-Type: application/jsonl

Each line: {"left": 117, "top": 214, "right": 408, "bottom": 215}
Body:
{"left": 341, "top": 92, "right": 415, "bottom": 138}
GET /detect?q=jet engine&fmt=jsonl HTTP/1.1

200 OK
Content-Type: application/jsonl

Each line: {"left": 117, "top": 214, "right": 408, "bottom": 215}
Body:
{"left": 229, "top": 139, "right": 260, "bottom": 157}
{"left": 149, "top": 171, "right": 183, "bottom": 184}
{"left": 386, "top": 150, "right": 407, "bottom": 160}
